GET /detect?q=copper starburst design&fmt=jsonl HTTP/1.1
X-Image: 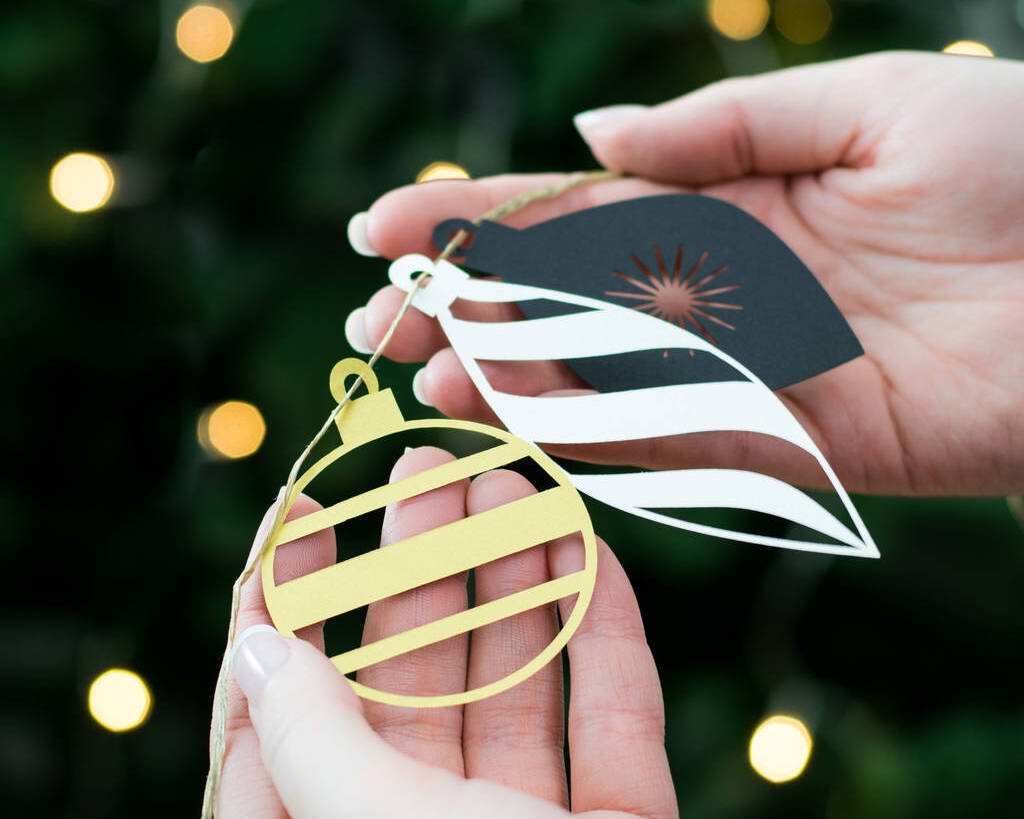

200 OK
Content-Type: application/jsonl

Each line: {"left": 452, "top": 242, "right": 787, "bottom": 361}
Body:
{"left": 605, "top": 245, "right": 742, "bottom": 350}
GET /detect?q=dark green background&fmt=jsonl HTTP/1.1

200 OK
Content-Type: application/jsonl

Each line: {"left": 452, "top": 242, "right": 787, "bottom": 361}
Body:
{"left": 3, "top": 1, "right": 1023, "bottom": 817}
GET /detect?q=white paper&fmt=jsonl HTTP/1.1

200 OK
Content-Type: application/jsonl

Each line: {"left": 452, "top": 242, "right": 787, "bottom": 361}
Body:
{"left": 389, "top": 254, "right": 878, "bottom": 558}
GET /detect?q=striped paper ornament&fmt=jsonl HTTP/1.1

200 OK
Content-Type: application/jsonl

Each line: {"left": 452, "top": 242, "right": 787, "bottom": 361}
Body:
{"left": 262, "top": 359, "right": 597, "bottom": 708}
{"left": 389, "top": 255, "right": 878, "bottom": 559}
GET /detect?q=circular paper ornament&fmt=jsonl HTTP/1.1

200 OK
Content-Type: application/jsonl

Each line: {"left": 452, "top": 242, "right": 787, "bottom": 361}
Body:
{"left": 261, "top": 359, "right": 597, "bottom": 708}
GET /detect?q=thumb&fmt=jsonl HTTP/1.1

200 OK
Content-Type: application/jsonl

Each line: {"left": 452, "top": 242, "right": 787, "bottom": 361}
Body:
{"left": 232, "top": 625, "right": 437, "bottom": 818}
{"left": 231, "top": 626, "right": 568, "bottom": 819}
{"left": 573, "top": 53, "right": 893, "bottom": 185}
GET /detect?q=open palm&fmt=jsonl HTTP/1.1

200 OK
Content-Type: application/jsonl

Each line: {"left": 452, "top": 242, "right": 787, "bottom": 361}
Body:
{"left": 215, "top": 447, "right": 676, "bottom": 818}
{"left": 353, "top": 52, "right": 1024, "bottom": 497}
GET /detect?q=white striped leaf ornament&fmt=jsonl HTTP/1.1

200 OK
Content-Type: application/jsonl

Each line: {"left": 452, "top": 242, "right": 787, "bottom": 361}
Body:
{"left": 389, "top": 254, "right": 879, "bottom": 559}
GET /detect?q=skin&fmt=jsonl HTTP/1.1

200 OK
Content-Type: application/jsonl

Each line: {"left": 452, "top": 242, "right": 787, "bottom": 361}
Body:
{"left": 355, "top": 52, "right": 1024, "bottom": 497}
{"left": 216, "top": 448, "right": 676, "bottom": 818}
{"left": 214, "top": 52, "right": 1024, "bottom": 817}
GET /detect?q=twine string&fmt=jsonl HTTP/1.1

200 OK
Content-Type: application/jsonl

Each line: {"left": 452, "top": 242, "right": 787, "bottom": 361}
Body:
{"left": 200, "top": 168, "right": 619, "bottom": 818}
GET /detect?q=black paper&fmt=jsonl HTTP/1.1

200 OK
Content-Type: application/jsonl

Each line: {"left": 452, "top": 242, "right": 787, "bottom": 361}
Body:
{"left": 432, "top": 193, "right": 862, "bottom": 391}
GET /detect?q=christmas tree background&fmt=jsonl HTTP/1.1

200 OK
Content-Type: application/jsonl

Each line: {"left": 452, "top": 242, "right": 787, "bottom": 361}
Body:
{"left": 2, "top": 1, "right": 1023, "bottom": 816}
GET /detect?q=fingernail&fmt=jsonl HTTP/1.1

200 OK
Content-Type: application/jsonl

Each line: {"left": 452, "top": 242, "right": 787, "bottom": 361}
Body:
{"left": 345, "top": 307, "right": 374, "bottom": 355}
{"left": 573, "top": 104, "right": 647, "bottom": 143}
{"left": 412, "top": 367, "right": 433, "bottom": 407}
{"left": 232, "top": 625, "right": 290, "bottom": 702}
{"left": 346, "top": 211, "right": 378, "bottom": 257}
{"left": 403, "top": 446, "right": 414, "bottom": 454}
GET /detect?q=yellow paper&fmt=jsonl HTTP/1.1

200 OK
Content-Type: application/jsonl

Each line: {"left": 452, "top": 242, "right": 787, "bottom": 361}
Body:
{"left": 261, "top": 359, "right": 597, "bottom": 708}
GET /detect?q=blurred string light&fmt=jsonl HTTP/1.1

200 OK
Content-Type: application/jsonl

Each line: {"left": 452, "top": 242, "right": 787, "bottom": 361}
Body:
{"left": 774, "top": 0, "right": 832, "bottom": 45}
{"left": 942, "top": 40, "right": 994, "bottom": 57}
{"left": 88, "top": 669, "right": 152, "bottom": 732}
{"left": 197, "top": 400, "right": 266, "bottom": 459}
{"left": 49, "top": 153, "right": 115, "bottom": 213}
{"left": 176, "top": 4, "right": 235, "bottom": 63}
{"left": 706, "top": 0, "right": 770, "bottom": 41}
{"left": 415, "top": 161, "right": 471, "bottom": 183}
{"left": 749, "top": 714, "right": 813, "bottom": 783}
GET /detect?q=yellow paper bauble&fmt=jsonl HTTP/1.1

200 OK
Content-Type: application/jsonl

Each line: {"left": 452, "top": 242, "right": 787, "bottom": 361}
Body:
{"left": 262, "top": 359, "right": 597, "bottom": 708}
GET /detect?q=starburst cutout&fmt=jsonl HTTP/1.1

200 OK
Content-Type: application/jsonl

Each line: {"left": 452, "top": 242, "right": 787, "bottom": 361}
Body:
{"left": 605, "top": 245, "right": 742, "bottom": 353}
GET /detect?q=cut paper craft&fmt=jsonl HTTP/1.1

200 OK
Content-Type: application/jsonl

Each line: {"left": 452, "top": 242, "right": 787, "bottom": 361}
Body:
{"left": 431, "top": 193, "right": 863, "bottom": 391}
{"left": 388, "top": 255, "right": 879, "bottom": 559}
{"left": 261, "top": 359, "right": 598, "bottom": 708}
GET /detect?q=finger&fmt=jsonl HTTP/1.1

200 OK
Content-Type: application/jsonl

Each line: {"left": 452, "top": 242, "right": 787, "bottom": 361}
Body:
{"left": 219, "top": 494, "right": 337, "bottom": 819}
{"left": 552, "top": 537, "right": 677, "bottom": 819}
{"left": 414, "top": 347, "right": 585, "bottom": 420}
{"left": 235, "top": 630, "right": 569, "bottom": 819}
{"left": 358, "top": 285, "right": 451, "bottom": 363}
{"left": 574, "top": 53, "right": 894, "bottom": 185}
{"left": 357, "top": 284, "right": 525, "bottom": 364}
{"left": 366, "top": 174, "right": 679, "bottom": 260}
{"left": 462, "top": 471, "right": 567, "bottom": 807}
{"left": 357, "top": 446, "right": 471, "bottom": 776}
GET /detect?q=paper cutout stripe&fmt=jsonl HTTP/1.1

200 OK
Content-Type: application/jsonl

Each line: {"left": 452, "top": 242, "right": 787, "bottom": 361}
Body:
{"left": 447, "top": 311, "right": 720, "bottom": 359}
{"left": 271, "top": 485, "right": 580, "bottom": 633}
{"left": 573, "top": 469, "right": 862, "bottom": 550}
{"left": 486, "top": 383, "right": 813, "bottom": 448}
{"left": 275, "top": 441, "right": 522, "bottom": 546}
{"left": 388, "top": 254, "right": 879, "bottom": 558}
{"left": 332, "top": 570, "right": 586, "bottom": 674}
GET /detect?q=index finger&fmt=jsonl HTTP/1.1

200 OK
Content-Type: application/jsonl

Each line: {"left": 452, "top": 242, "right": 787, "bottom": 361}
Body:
{"left": 350, "top": 174, "right": 675, "bottom": 365}
{"left": 364, "top": 174, "right": 678, "bottom": 261}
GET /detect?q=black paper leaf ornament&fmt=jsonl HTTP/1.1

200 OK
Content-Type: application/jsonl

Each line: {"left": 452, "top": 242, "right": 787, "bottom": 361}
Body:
{"left": 432, "top": 193, "right": 862, "bottom": 391}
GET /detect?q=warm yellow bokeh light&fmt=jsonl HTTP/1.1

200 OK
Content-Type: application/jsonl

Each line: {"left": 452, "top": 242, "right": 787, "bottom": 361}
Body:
{"left": 198, "top": 400, "right": 266, "bottom": 459}
{"left": 942, "top": 40, "right": 994, "bottom": 57}
{"left": 749, "top": 714, "right": 813, "bottom": 783}
{"left": 50, "top": 153, "right": 115, "bottom": 213}
{"left": 707, "top": 0, "right": 771, "bottom": 41}
{"left": 774, "top": 0, "right": 833, "bottom": 45}
{"left": 415, "top": 161, "right": 471, "bottom": 183}
{"left": 88, "top": 669, "right": 152, "bottom": 732}
{"left": 176, "top": 5, "right": 234, "bottom": 63}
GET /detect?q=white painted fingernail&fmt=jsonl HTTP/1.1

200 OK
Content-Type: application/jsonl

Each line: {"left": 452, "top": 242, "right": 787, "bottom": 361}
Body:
{"left": 232, "top": 625, "right": 289, "bottom": 702}
{"left": 347, "top": 211, "right": 378, "bottom": 257}
{"left": 344, "top": 307, "right": 373, "bottom": 355}
{"left": 573, "top": 104, "right": 648, "bottom": 143}
{"left": 412, "top": 367, "right": 432, "bottom": 407}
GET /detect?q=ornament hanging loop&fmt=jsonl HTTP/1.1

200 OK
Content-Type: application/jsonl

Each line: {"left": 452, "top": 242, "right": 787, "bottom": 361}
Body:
{"left": 328, "top": 358, "right": 404, "bottom": 446}
{"left": 432, "top": 217, "right": 476, "bottom": 259}
{"left": 388, "top": 254, "right": 468, "bottom": 318}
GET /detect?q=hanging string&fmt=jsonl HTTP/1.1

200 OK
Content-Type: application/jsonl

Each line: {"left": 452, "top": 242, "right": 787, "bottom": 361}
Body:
{"left": 201, "top": 168, "right": 620, "bottom": 818}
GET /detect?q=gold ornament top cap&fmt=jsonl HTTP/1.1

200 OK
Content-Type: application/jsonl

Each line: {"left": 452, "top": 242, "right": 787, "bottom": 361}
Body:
{"left": 329, "top": 358, "right": 404, "bottom": 447}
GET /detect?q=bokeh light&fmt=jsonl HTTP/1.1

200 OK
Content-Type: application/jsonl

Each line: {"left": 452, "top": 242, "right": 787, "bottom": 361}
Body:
{"left": 198, "top": 400, "right": 266, "bottom": 459}
{"left": 774, "top": 0, "right": 832, "bottom": 45}
{"left": 49, "top": 153, "right": 115, "bottom": 213}
{"left": 88, "top": 669, "right": 152, "bottom": 732}
{"left": 415, "top": 161, "right": 471, "bottom": 183}
{"left": 176, "top": 5, "right": 235, "bottom": 63}
{"left": 706, "top": 0, "right": 771, "bottom": 41}
{"left": 749, "top": 714, "right": 813, "bottom": 783}
{"left": 942, "top": 40, "right": 994, "bottom": 57}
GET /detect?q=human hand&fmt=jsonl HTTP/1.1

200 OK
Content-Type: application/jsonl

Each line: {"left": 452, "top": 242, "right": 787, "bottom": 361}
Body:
{"left": 348, "top": 51, "right": 1024, "bottom": 497}
{"left": 213, "top": 446, "right": 676, "bottom": 818}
